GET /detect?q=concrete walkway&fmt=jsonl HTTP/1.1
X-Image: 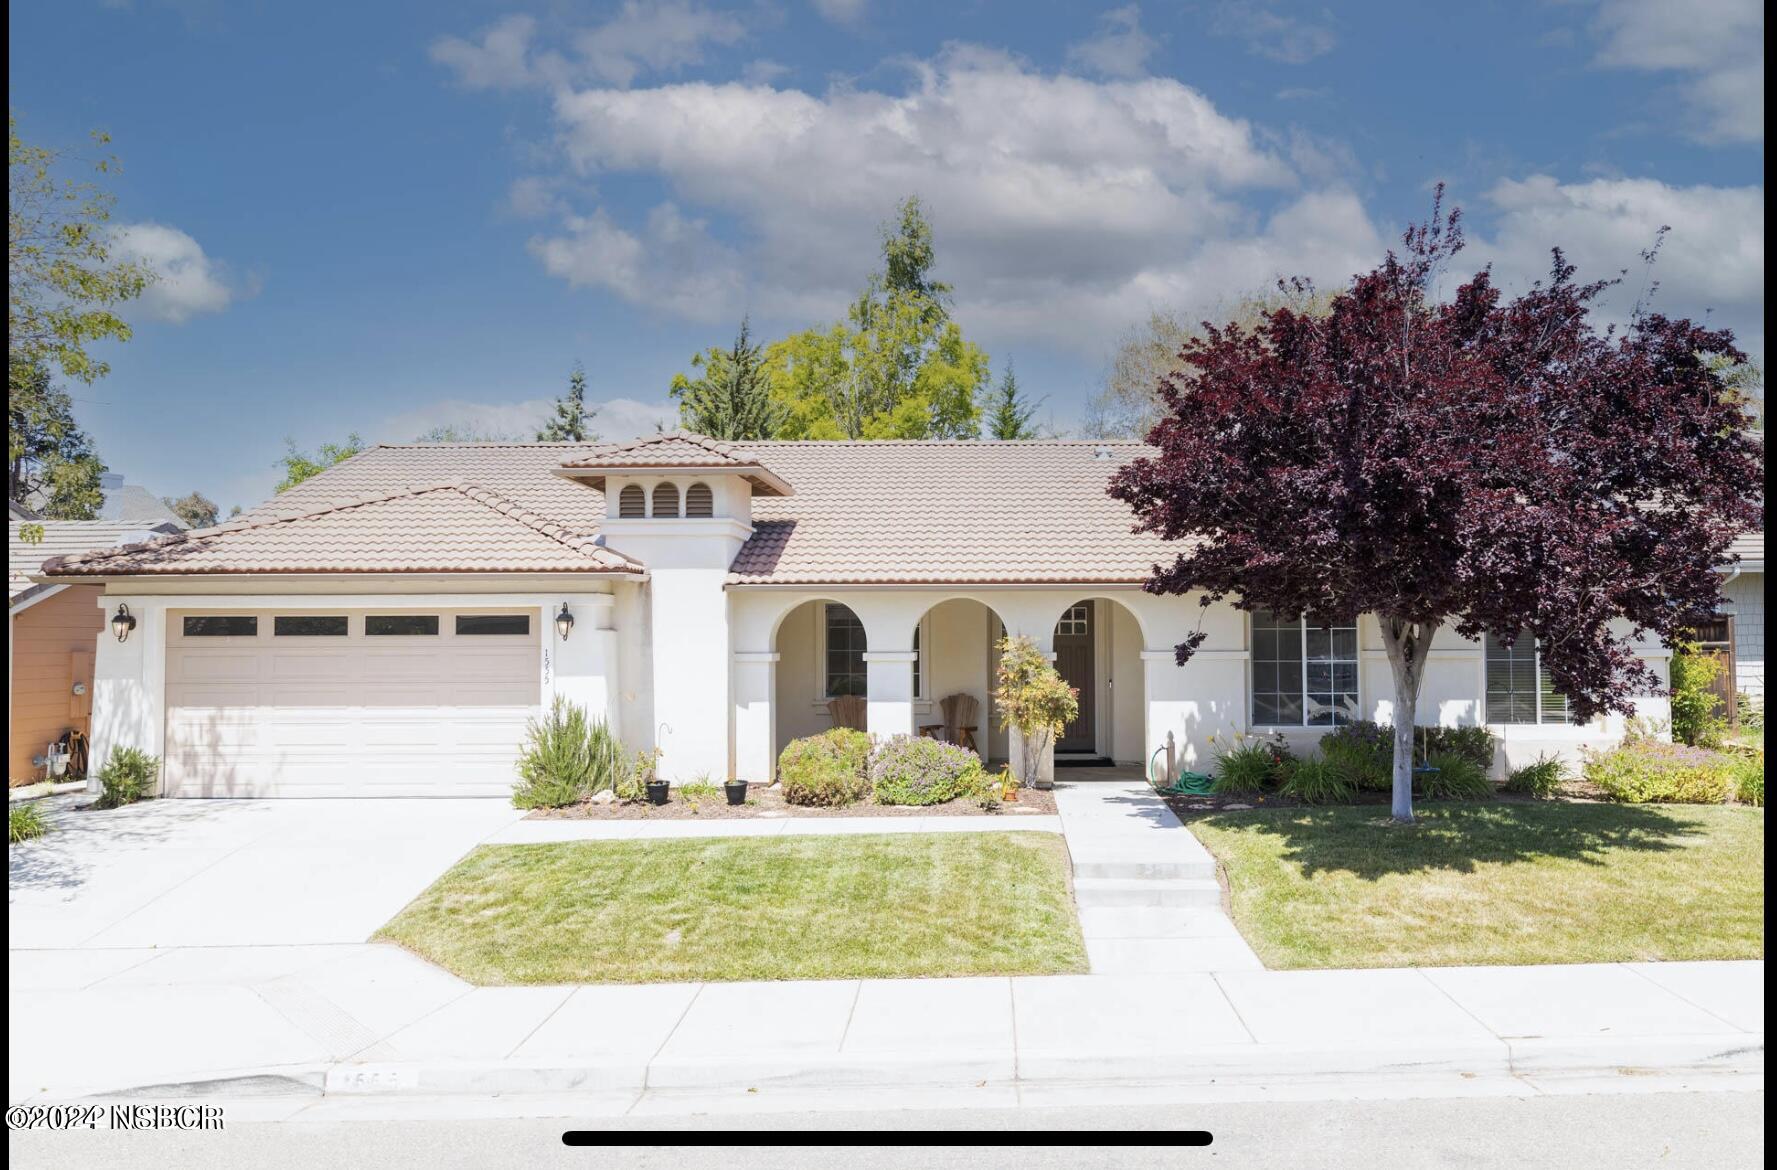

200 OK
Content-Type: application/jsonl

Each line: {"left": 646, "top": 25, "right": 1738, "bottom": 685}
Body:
{"left": 1054, "top": 779, "right": 1265, "bottom": 974}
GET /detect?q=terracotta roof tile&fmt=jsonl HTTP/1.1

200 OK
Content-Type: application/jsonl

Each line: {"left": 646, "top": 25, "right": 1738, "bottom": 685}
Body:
{"left": 562, "top": 431, "right": 750, "bottom": 468}
{"left": 10, "top": 520, "right": 184, "bottom": 602}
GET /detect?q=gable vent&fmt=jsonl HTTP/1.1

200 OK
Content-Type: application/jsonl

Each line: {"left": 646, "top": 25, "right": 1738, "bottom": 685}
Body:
{"left": 618, "top": 484, "right": 645, "bottom": 518}
{"left": 685, "top": 482, "right": 714, "bottom": 518}
{"left": 652, "top": 482, "right": 680, "bottom": 518}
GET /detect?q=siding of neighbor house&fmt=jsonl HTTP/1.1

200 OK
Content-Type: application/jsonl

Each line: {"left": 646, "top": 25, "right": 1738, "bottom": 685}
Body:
{"left": 10, "top": 585, "right": 101, "bottom": 785}
{"left": 1722, "top": 571, "right": 1764, "bottom": 702}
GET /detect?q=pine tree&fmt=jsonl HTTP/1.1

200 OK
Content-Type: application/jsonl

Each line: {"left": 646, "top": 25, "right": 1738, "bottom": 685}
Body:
{"left": 670, "top": 318, "right": 785, "bottom": 440}
{"left": 987, "top": 361, "right": 1042, "bottom": 440}
{"left": 536, "top": 363, "right": 597, "bottom": 442}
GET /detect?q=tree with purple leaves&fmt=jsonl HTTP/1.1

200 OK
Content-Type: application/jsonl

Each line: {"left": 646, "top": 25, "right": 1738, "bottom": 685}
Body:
{"left": 1110, "top": 189, "right": 1764, "bottom": 822}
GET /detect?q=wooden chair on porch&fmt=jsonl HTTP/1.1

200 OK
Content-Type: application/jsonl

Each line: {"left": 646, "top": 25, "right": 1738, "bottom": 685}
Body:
{"left": 920, "top": 693, "right": 980, "bottom": 754}
{"left": 827, "top": 695, "right": 868, "bottom": 731}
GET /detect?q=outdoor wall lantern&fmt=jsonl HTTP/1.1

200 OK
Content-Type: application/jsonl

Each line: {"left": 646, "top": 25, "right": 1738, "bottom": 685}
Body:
{"left": 111, "top": 603, "right": 137, "bottom": 643}
{"left": 555, "top": 603, "right": 575, "bottom": 641}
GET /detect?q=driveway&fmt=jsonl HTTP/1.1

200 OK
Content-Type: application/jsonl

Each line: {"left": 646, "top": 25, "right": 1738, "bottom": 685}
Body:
{"left": 9, "top": 796, "right": 525, "bottom": 950}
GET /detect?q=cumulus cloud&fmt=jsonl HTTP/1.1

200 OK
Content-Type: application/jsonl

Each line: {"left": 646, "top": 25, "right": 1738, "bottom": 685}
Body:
{"left": 810, "top": 0, "right": 867, "bottom": 25}
{"left": 429, "top": 3, "right": 745, "bottom": 91}
{"left": 1590, "top": 0, "right": 1763, "bottom": 143}
{"left": 1475, "top": 174, "right": 1765, "bottom": 355}
{"left": 380, "top": 395, "right": 678, "bottom": 444}
{"left": 109, "top": 223, "right": 235, "bottom": 323}
{"left": 1210, "top": 3, "right": 1337, "bottom": 65}
{"left": 1067, "top": 5, "right": 1160, "bottom": 80}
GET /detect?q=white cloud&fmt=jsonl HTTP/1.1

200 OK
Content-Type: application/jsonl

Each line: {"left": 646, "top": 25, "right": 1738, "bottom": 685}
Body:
{"left": 1477, "top": 174, "right": 1765, "bottom": 355}
{"left": 429, "top": 14, "right": 542, "bottom": 90}
{"left": 1067, "top": 5, "right": 1160, "bottom": 80}
{"left": 811, "top": 0, "right": 867, "bottom": 25}
{"left": 430, "top": 3, "right": 745, "bottom": 92}
{"left": 742, "top": 58, "right": 791, "bottom": 85}
{"left": 504, "top": 175, "right": 567, "bottom": 219}
{"left": 379, "top": 395, "right": 678, "bottom": 444}
{"left": 524, "top": 44, "right": 1361, "bottom": 349}
{"left": 1590, "top": 0, "right": 1763, "bottom": 143}
{"left": 1211, "top": 3, "right": 1337, "bottom": 65}
{"left": 110, "top": 223, "right": 235, "bottom": 323}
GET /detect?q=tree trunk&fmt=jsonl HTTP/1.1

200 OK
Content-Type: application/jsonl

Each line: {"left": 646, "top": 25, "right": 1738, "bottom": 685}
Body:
{"left": 1379, "top": 615, "right": 1437, "bottom": 823}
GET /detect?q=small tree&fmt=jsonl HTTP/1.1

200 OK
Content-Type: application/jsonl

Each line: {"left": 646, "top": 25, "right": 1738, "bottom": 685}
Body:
{"left": 993, "top": 635, "right": 1079, "bottom": 788}
{"left": 1669, "top": 645, "right": 1728, "bottom": 748}
{"left": 537, "top": 362, "right": 597, "bottom": 442}
{"left": 986, "top": 360, "right": 1043, "bottom": 440}
{"left": 1111, "top": 188, "right": 1763, "bottom": 822}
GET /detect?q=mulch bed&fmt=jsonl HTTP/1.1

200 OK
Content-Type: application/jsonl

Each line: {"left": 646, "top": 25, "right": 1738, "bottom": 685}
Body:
{"left": 1159, "top": 785, "right": 1597, "bottom": 820}
{"left": 525, "top": 784, "right": 1058, "bottom": 821}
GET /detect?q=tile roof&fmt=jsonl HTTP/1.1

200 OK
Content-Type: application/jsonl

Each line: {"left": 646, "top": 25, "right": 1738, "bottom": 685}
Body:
{"left": 97, "top": 483, "right": 188, "bottom": 528}
{"left": 10, "top": 520, "right": 185, "bottom": 603}
{"left": 562, "top": 431, "right": 752, "bottom": 468}
{"left": 38, "top": 483, "right": 642, "bottom": 578}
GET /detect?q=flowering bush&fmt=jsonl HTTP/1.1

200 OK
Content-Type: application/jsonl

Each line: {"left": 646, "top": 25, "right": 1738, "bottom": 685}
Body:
{"left": 869, "top": 735, "right": 986, "bottom": 806}
{"left": 1583, "top": 741, "right": 1735, "bottom": 804}
{"left": 778, "top": 728, "right": 872, "bottom": 807}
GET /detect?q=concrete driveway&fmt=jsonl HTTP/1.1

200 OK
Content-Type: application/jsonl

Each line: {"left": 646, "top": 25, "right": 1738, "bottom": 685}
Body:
{"left": 8, "top": 795, "right": 525, "bottom": 950}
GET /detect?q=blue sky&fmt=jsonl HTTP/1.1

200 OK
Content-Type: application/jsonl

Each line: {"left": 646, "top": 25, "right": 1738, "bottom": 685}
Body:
{"left": 8, "top": 1, "right": 1764, "bottom": 511}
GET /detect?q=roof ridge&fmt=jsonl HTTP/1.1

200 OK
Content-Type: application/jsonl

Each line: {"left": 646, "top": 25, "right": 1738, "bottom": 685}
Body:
{"left": 451, "top": 483, "right": 642, "bottom": 569}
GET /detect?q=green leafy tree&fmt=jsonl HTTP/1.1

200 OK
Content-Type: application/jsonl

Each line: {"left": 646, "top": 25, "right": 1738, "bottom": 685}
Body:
{"left": 8, "top": 359, "right": 106, "bottom": 518}
{"left": 536, "top": 363, "right": 598, "bottom": 442}
{"left": 161, "top": 490, "right": 219, "bottom": 528}
{"left": 986, "top": 361, "right": 1043, "bottom": 439}
{"left": 276, "top": 433, "right": 366, "bottom": 493}
{"left": 766, "top": 197, "right": 989, "bottom": 439}
{"left": 9, "top": 113, "right": 155, "bottom": 384}
{"left": 670, "top": 318, "right": 786, "bottom": 440}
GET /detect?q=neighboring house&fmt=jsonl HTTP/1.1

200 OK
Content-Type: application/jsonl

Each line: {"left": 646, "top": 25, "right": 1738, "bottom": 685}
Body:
{"left": 1699, "top": 532, "right": 1765, "bottom": 721}
{"left": 32, "top": 433, "right": 1731, "bottom": 798}
{"left": 9, "top": 517, "right": 183, "bottom": 785}
{"left": 95, "top": 473, "right": 189, "bottom": 529}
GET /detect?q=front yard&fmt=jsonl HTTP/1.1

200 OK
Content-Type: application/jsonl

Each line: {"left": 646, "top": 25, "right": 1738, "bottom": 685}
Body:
{"left": 377, "top": 831, "right": 1086, "bottom": 984}
{"left": 1188, "top": 803, "right": 1764, "bottom": 969}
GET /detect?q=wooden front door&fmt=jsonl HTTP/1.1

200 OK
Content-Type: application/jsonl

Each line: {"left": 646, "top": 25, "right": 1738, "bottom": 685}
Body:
{"left": 1054, "top": 602, "right": 1096, "bottom": 753}
{"left": 1688, "top": 617, "right": 1739, "bottom": 726}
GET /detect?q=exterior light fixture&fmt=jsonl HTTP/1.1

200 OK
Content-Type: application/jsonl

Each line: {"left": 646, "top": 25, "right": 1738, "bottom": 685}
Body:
{"left": 111, "top": 603, "right": 137, "bottom": 643}
{"left": 555, "top": 603, "right": 575, "bottom": 641}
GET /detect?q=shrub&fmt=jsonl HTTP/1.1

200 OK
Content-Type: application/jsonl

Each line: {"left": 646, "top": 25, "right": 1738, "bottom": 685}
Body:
{"left": 1502, "top": 754, "right": 1567, "bottom": 799}
{"left": 95, "top": 747, "right": 160, "bottom": 809}
{"left": 778, "top": 728, "right": 872, "bottom": 807}
{"left": 1737, "top": 693, "right": 1764, "bottom": 735}
{"left": 512, "top": 698, "right": 625, "bottom": 809}
{"left": 1279, "top": 755, "right": 1352, "bottom": 804}
{"left": 677, "top": 777, "right": 721, "bottom": 805}
{"left": 1729, "top": 751, "right": 1764, "bottom": 807}
{"left": 1417, "top": 752, "right": 1494, "bottom": 801}
{"left": 1418, "top": 726, "right": 1498, "bottom": 771}
{"left": 10, "top": 803, "right": 49, "bottom": 844}
{"left": 869, "top": 735, "right": 985, "bottom": 806}
{"left": 1669, "top": 647, "right": 1728, "bottom": 748}
{"left": 1320, "top": 737, "right": 1391, "bottom": 791}
{"left": 1584, "top": 741, "right": 1735, "bottom": 804}
{"left": 994, "top": 635, "right": 1079, "bottom": 785}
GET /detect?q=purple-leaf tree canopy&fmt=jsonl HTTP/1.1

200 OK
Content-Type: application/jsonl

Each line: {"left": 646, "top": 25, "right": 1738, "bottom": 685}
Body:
{"left": 1109, "top": 190, "right": 1764, "bottom": 822}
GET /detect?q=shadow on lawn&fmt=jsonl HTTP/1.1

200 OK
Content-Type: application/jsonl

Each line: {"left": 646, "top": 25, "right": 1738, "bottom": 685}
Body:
{"left": 1193, "top": 801, "right": 1719, "bottom": 880}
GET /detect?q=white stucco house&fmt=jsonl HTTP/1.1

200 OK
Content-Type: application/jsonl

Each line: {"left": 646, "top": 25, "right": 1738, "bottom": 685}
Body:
{"left": 34, "top": 432, "right": 1754, "bottom": 798}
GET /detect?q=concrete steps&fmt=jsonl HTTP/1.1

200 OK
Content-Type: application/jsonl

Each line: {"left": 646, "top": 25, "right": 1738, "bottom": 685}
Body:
{"left": 1071, "top": 876, "right": 1223, "bottom": 909}
{"left": 1071, "top": 856, "right": 1216, "bottom": 881}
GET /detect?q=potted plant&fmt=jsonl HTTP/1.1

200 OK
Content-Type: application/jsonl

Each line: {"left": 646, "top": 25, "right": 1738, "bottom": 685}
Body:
{"left": 724, "top": 777, "right": 749, "bottom": 805}
{"left": 633, "top": 747, "right": 669, "bottom": 805}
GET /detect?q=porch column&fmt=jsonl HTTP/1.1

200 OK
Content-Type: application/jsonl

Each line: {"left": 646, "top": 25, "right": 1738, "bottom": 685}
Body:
{"left": 732, "top": 651, "right": 778, "bottom": 783}
{"left": 862, "top": 650, "right": 918, "bottom": 740}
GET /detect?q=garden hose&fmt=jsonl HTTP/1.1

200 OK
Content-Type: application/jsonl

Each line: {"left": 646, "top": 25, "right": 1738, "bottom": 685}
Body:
{"left": 1149, "top": 745, "right": 1216, "bottom": 796}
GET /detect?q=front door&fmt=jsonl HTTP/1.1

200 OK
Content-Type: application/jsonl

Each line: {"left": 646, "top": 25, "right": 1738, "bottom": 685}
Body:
{"left": 1053, "top": 602, "right": 1097, "bottom": 753}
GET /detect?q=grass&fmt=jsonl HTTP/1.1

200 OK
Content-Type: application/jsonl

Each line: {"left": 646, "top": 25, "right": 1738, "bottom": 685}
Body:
{"left": 377, "top": 831, "right": 1086, "bottom": 984}
{"left": 10, "top": 803, "right": 50, "bottom": 844}
{"left": 1187, "top": 802, "right": 1764, "bottom": 969}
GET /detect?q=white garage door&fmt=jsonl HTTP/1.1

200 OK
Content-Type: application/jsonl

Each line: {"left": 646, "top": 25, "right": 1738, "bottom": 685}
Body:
{"left": 165, "top": 609, "right": 540, "bottom": 797}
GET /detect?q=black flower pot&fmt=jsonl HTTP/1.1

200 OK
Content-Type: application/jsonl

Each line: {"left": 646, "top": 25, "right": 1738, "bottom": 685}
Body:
{"left": 724, "top": 780, "right": 749, "bottom": 806}
{"left": 646, "top": 780, "right": 670, "bottom": 805}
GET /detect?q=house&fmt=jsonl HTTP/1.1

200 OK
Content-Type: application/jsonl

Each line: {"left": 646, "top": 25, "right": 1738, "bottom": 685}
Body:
{"left": 1696, "top": 532, "right": 1765, "bottom": 723}
{"left": 95, "top": 473, "right": 189, "bottom": 529}
{"left": 33, "top": 433, "right": 1751, "bottom": 798}
{"left": 9, "top": 517, "right": 184, "bottom": 785}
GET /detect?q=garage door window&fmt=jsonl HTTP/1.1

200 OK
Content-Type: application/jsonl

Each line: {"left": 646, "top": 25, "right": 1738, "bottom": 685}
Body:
{"left": 456, "top": 614, "right": 530, "bottom": 636}
{"left": 274, "top": 615, "right": 348, "bottom": 636}
{"left": 365, "top": 615, "right": 439, "bottom": 636}
{"left": 183, "top": 615, "right": 258, "bottom": 637}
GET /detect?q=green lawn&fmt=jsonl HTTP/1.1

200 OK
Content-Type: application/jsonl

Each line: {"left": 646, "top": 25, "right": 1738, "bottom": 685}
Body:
{"left": 377, "top": 831, "right": 1086, "bottom": 984}
{"left": 1187, "top": 803, "right": 1764, "bottom": 969}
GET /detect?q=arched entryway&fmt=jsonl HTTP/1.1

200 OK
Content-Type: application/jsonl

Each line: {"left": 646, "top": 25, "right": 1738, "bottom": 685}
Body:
{"left": 1049, "top": 596, "right": 1148, "bottom": 767}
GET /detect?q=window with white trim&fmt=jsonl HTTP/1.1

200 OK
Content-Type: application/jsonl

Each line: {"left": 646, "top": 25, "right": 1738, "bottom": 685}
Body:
{"left": 1251, "top": 612, "right": 1359, "bottom": 726}
{"left": 822, "top": 603, "right": 867, "bottom": 698}
{"left": 1484, "top": 631, "right": 1574, "bottom": 724}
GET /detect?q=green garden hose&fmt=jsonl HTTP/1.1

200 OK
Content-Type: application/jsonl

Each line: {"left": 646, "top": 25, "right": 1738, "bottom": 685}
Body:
{"left": 1149, "top": 745, "right": 1216, "bottom": 796}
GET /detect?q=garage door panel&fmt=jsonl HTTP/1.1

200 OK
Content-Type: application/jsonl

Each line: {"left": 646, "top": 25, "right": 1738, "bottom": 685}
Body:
{"left": 165, "top": 609, "right": 541, "bottom": 797}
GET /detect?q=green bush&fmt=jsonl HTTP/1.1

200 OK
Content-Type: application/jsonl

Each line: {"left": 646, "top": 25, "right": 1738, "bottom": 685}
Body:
{"left": 512, "top": 698, "right": 626, "bottom": 809}
{"left": 869, "top": 735, "right": 985, "bottom": 806}
{"left": 1502, "top": 754, "right": 1567, "bottom": 799}
{"left": 778, "top": 728, "right": 872, "bottom": 807}
{"left": 1583, "top": 741, "right": 1734, "bottom": 804}
{"left": 10, "top": 803, "right": 50, "bottom": 844}
{"left": 1320, "top": 737, "right": 1391, "bottom": 791}
{"left": 95, "top": 747, "right": 160, "bottom": 809}
{"left": 1210, "top": 734, "right": 1292, "bottom": 795}
{"left": 1729, "top": 750, "right": 1764, "bottom": 807}
{"left": 1416, "top": 752, "right": 1494, "bottom": 801}
{"left": 1279, "top": 756, "right": 1352, "bottom": 804}
{"left": 1418, "top": 726, "right": 1498, "bottom": 771}
{"left": 1669, "top": 648, "right": 1728, "bottom": 748}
